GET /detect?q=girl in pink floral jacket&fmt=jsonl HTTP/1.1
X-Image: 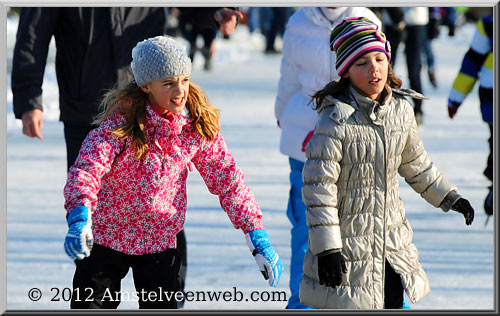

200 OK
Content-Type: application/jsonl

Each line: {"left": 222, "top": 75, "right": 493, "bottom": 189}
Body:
{"left": 63, "top": 35, "right": 283, "bottom": 309}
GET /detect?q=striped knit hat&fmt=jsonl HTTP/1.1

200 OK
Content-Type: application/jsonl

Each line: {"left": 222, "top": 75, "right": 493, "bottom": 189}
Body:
{"left": 330, "top": 17, "right": 391, "bottom": 77}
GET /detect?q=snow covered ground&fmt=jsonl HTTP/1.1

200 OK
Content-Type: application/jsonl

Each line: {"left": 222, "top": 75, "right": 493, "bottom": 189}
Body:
{"left": 5, "top": 12, "right": 495, "bottom": 310}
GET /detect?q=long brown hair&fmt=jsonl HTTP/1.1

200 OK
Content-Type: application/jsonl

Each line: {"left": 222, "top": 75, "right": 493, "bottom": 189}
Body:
{"left": 94, "top": 81, "right": 220, "bottom": 160}
{"left": 311, "top": 63, "right": 402, "bottom": 110}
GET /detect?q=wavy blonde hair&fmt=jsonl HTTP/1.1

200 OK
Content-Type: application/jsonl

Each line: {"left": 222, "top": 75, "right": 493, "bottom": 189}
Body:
{"left": 95, "top": 81, "right": 220, "bottom": 159}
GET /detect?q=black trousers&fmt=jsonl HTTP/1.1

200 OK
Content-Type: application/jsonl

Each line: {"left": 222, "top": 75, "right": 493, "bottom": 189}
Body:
{"left": 71, "top": 244, "right": 181, "bottom": 309}
{"left": 63, "top": 123, "right": 94, "bottom": 170}
{"left": 404, "top": 25, "right": 426, "bottom": 115}
{"left": 384, "top": 260, "right": 404, "bottom": 309}
{"left": 484, "top": 123, "right": 493, "bottom": 182}
{"left": 385, "top": 25, "right": 426, "bottom": 115}
{"left": 63, "top": 123, "right": 189, "bottom": 308}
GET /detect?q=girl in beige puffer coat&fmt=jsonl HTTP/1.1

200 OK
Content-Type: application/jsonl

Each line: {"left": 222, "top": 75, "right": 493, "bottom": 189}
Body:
{"left": 299, "top": 17, "right": 475, "bottom": 309}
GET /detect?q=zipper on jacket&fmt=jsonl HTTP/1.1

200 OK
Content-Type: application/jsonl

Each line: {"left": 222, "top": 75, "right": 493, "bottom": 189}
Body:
{"left": 378, "top": 123, "right": 389, "bottom": 306}
{"left": 347, "top": 91, "right": 389, "bottom": 307}
{"left": 371, "top": 120, "right": 388, "bottom": 308}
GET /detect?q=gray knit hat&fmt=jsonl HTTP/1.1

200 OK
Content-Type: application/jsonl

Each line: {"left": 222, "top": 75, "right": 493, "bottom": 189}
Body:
{"left": 131, "top": 35, "right": 192, "bottom": 86}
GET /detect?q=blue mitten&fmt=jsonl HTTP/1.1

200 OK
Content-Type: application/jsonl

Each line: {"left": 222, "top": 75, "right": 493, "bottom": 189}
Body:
{"left": 245, "top": 229, "right": 283, "bottom": 287}
{"left": 64, "top": 206, "right": 93, "bottom": 260}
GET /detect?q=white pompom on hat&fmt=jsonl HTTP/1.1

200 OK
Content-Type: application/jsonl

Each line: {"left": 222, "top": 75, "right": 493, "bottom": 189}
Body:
{"left": 131, "top": 35, "right": 192, "bottom": 86}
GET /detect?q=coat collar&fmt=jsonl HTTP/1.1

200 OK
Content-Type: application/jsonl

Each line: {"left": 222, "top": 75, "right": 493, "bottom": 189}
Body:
{"left": 346, "top": 85, "right": 393, "bottom": 124}
{"left": 347, "top": 84, "right": 392, "bottom": 113}
{"left": 322, "top": 84, "right": 394, "bottom": 125}
{"left": 145, "top": 101, "right": 193, "bottom": 140}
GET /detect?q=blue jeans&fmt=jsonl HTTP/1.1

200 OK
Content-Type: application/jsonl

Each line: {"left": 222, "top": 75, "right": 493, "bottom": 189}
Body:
{"left": 423, "top": 32, "right": 435, "bottom": 71}
{"left": 286, "top": 158, "right": 311, "bottom": 309}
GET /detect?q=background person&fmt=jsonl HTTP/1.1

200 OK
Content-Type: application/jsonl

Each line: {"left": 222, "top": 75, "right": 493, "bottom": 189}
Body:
{"left": 447, "top": 14, "right": 493, "bottom": 221}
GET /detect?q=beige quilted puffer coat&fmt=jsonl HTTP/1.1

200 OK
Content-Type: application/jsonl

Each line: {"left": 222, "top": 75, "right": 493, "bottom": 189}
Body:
{"left": 299, "top": 85, "right": 461, "bottom": 309}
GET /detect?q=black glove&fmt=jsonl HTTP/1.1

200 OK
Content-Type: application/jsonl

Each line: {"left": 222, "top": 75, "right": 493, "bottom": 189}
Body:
{"left": 451, "top": 198, "right": 475, "bottom": 225}
{"left": 317, "top": 251, "right": 347, "bottom": 288}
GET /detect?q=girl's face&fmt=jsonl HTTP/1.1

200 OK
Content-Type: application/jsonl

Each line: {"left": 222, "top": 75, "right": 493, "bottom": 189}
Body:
{"left": 140, "top": 75, "right": 190, "bottom": 115}
{"left": 343, "top": 52, "right": 389, "bottom": 101}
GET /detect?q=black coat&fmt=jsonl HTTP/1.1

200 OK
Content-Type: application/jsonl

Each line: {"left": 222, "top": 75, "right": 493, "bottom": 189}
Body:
{"left": 11, "top": 7, "right": 220, "bottom": 127}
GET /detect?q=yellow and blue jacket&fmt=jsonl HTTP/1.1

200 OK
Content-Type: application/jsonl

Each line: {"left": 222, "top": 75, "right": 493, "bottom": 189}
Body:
{"left": 448, "top": 15, "right": 493, "bottom": 123}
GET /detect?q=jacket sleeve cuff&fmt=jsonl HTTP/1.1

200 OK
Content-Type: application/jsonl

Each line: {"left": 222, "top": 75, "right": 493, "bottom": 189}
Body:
{"left": 13, "top": 91, "right": 43, "bottom": 119}
{"left": 241, "top": 219, "right": 265, "bottom": 235}
{"left": 309, "top": 225, "right": 342, "bottom": 256}
{"left": 439, "top": 190, "right": 462, "bottom": 212}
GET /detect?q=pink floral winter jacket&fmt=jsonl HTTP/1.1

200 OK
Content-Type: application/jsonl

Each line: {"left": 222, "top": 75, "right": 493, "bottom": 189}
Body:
{"left": 64, "top": 103, "right": 264, "bottom": 255}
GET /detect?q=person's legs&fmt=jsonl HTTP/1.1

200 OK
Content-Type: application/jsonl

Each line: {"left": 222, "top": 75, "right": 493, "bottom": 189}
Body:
{"left": 178, "top": 14, "right": 197, "bottom": 61}
{"left": 384, "top": 260, "right": 404, "bottom": 309}
{"left": 131, "top": 248, "right": 181, "bottom": 309}
{"left": 484, "top": 123, "right": 493, "bottom": 182}
{"left": 443, "top": 7, "right": 456, "bottom": 36}
{"left": 63, "top": 123, "right": 94, "bottom": 170}
{"left": 201, "top": 28, "right": 217, "bottom": 70}
{"left": 70, "top": 244, "right": 131, "bottom": 309}
{"left": 176, "top": 230, "right": 187, "bottom": 308}
{"left": 286, "top": 158, "right": 311, "bottom": 309}
{"left": 265, "top": 7, "right": 287, "bottom": 53}
{"left": 423, "top": 35, "right": 437, "bottom": 88}
{"left": 484, "top": 123, "right": 493, "bottom": 216}
{"left": 247, "top": 7, "right": 260, "bottom": 33}
{"left": 404, "top": 25, "right": 425, "bottom": 118}
{"left": 259, "top": 7, "right": 272, "bottom": 39}
{"left": 384, "top": 25, "right": 402, "bottom": 68}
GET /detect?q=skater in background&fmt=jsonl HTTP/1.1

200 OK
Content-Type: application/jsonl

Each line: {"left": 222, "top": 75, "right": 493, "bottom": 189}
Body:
{"left": 441, "top": 7, "right": 457, "bottom": 36}
{"left": 178, "top": 9, "right": 218, "bottom": 71}
{"left": 401, "top": 7, "right": 428, "bottom": 125}
{"left": 11, "top": 6, "right": 244, "bottom": 308}
{"left": 273, "top": 7, "right": 381, "bottom": 309}
{"left": 263, "top": 7, "right": 293, "bottom": 54}
{"left": 422, "top": 7, "right": 441, "bottom": 88}
{"left": 63, "top": 36, "right": 283, "bottom": 309}
{"left": 299, "top": 17, "right": 475, "bottom": 309}
{"left": 448, "top": 14, "right": 493, "bottom": 222}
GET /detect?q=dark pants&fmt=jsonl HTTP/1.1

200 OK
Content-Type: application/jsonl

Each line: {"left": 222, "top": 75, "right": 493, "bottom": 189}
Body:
{"left": 63, "top": 123, "right": 94, "bottom": 170}
{"left": 384, "top": 260, "right": 404, "bottom": 309}
{"left": 385, "top": 26, "right": 403, "bottom": 68}
{"left": 265, "top": 7, "right": 290, "bottom": 52}
{"left": 484, "top": 123, "right": 493, "bottom": 182}
{"left": 71, "top": 244, "right": 181, "bottom": 309}
{"left": 63, "top": 123, "right": 188, "bottom": 307}
{"left": 404, "top": 25, "right": 426, "bottom": 115}
{"left": 386, "top": 25, "right": 426, "bottom": 115}
{"left": 178, "top": 13, "right": 216, "bottom": 65}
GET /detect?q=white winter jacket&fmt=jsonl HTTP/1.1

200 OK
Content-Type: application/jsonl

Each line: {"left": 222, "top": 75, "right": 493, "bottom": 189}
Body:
{"left": 274, "top": 7, "right": 381, "bottom": 162}
{"left": 403, "top": 7, "right": 429, "bottom": 26}
{"left": 299, "top": 85, "right": 461, "bottom": 309}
